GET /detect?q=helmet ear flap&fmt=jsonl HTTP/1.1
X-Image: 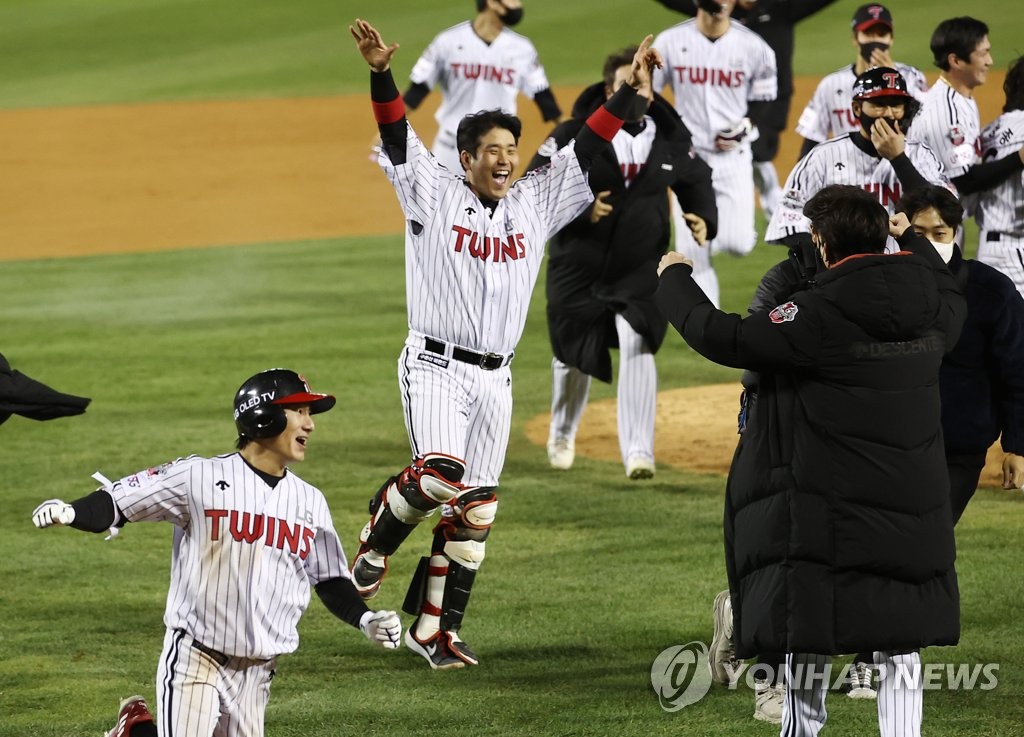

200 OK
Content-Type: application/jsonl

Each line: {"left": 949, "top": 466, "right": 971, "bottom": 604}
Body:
{"left": 237, "top": 405, "right": 288, "bottom": 440}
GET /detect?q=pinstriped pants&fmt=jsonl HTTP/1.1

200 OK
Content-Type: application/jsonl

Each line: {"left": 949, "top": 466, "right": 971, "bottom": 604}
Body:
{"left": 782, "top": 651, "right": 922, "bottom": 737}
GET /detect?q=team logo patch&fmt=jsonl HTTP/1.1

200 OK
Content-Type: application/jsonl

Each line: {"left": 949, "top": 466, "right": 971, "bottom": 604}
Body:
{"left": 769, "top": 301, "right": 799, "bottom": 324}
{"left": 537, "top": 136, "right": 558, "bottom": 158}
{"left": 949, "top": 126, "right": 965, "bottom": 146}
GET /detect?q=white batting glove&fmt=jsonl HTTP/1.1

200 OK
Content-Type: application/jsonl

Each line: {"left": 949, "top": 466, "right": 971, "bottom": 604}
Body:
{"left": 714, "top": 118, "right": 754, "bottom": 152}
{"left": 32, "top": 499, "right": 76, "bottom": 528}
{"left": 359, "top": 609, "right": 402, "bottom": 649}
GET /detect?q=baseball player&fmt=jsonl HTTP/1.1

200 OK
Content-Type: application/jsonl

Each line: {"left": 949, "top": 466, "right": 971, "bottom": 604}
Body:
{"left": 975, "top": 56, "right": 1024, "bottom": 293}
{"left": 401, "top": 0, "right": 561, "bottom": 173}
{"left": 652, "top": 0, "right": 778, "bottom": 308}
{"left": 32, "top": 369, "right": 402, "bottom": 737}
{"left": 795, "top": 3, "right": 929, "bottom": 160}
{"left": 653, "top": 0, "right": 840, "bottom": 217}
{"left": 527, "top": 45, "right": 717, "bottom": 479}
{"left": 349, "top": 19, "right": 661, "bottom": 670}
{"left": 909, "top": 16, "right": 1024, "bottom": 236}
{"left": 768, "top": 66, "right": 949, "bottom": 255}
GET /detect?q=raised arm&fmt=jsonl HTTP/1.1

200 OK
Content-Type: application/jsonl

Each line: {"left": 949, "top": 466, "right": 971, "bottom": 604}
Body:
{"left": 573, "top": 36, "right": 664, "bottom": 172}
{"left": 350, "top": 19, "right": 409, "bottom": 164}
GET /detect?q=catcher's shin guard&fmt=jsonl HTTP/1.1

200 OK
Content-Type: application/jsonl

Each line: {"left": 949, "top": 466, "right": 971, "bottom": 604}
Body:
{"left": 352, "top": 453, "right": 465, "bottom": 599}
{"left": 406, "top": 486, "right": 498, "bottom": 668}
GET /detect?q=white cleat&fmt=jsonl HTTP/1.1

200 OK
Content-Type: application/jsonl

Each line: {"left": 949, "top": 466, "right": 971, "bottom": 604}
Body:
{"left": 547, "top": 438, "right": 575, "bottom": 470}
{"left": 625, "top": 456, "right": 655, "bottom": 480}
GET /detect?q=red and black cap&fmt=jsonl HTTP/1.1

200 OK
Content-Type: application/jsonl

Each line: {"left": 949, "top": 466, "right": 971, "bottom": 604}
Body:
{"left": 852, "top": 66, "right": 912, "bottom": 101}
{"left": 851, "top": 4, "right": 893, "bottom": 33}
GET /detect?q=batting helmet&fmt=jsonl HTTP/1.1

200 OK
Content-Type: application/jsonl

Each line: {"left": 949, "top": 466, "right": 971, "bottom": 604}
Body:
{"left": 852, "top": 67, "right": 911, "bottom": 101}
{"left": 852, "top": 66, "right": 920, "bottom": 131}
{"left": 233, "top": 369, "right": 336, "bottom": 440}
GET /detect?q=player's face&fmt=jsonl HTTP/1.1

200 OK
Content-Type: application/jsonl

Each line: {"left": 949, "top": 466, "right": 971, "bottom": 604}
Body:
{"left": 957, "top": 35, "right": 993, "bottom": 89}
{"left": 855, "top": 27, "right": 893, "bottom": 45}
{"left": 911, "top": 207, "right": 956, "bottom": 245}
{"left": 463, "top": 127, "right": 519, "bottom": 201}
{"left": 856, "top": 98, "right": 905, "bottom": 125}
{"left": 609, "top": 64, "right": 653, "bottom": 121}
{"left": 265, "top": 406, "right": 315, "bottom": 466}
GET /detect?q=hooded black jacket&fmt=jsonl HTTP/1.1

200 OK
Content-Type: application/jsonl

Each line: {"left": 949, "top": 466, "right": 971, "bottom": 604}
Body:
{"left": 528, "top": 85, "right": 717, "bottom": 382}
{"left": 657, "top": 229, "right": 965, "bottom": 656}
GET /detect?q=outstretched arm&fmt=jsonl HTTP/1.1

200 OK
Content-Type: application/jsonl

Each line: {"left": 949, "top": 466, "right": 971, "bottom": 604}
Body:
{"left": 573, "top": 36, "right": 664, "bottom": 172}
{"left": 350, "top": 19, "right": 410, "bottom": 164}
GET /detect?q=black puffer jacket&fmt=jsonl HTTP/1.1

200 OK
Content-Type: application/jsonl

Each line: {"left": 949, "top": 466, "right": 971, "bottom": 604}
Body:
{"left": 656, "top": 229, "right": 965, "bottom": 656}
{"left": 528, "top": 85, "right": 717, "bottom": 382}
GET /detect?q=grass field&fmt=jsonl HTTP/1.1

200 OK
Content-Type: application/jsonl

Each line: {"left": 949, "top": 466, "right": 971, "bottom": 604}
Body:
{"left": 3, "top": 1, "right": 1024, "bottom": 736}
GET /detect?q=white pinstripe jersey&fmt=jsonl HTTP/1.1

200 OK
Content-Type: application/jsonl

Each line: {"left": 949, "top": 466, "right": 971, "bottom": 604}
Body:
{"left": 908, "top": 78, "right": 982, "bottom": 179}
{"left": 976, "top": 109, "right": 1024, "bottom": 233}
{"left": 109, "top": 453, "right": 348, "bottom": 659}
{"left": 652, "top": 20, "right": 777, "bottom": 153}
{"left": 766, "top": 134, "right": 950, "bottom": 246}
{"left": 795, "top": 63, "right": 929, "bottom": 143}
{"left": 409, "top": 21, "right": 551, "bottom": 138}
{"left": 379, "top": 123, "right": 593, "bottom": 354}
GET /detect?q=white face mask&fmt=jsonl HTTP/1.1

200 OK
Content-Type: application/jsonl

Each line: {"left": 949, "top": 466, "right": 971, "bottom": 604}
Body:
{"left": 930, "top": 240, "right": 956, "bottom": 264}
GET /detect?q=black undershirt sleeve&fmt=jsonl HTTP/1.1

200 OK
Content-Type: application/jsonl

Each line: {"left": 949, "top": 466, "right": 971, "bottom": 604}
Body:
{"left": 315, "top": 577, "right": 371, "bottom": 629}
{"left": 889, "top": 152, "right": 930, "bottom": 194}
{"left": 402, "top": 82, "right": 430, "bottom": 110}
{"left": 746, "top": 101, "right": 773, "bottom": 133}
{"left": 533, "top": 88, "right": 562, "bottom": 122}
{"left": 372, "top": 69, "right": 409, "bottom": 165}
{"left": 69, "top": 490, "right": 122, "bottom": 533}
{"left": 953, "top": 153, "right": 1024, "bottom": 195}
{"left": 572, "top": 84, "right": 638, "bottom": 173}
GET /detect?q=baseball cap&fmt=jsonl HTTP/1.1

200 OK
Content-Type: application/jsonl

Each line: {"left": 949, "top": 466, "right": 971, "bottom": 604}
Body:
{"left": 851, "top": 67, "right": 911, "bottom": 101}
{"left": 851, "top": 4, "right": 893, "bottom": 33}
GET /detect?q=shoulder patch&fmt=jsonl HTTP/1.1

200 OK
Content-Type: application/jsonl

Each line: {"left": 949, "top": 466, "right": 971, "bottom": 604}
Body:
{"left": 768, "top": 301, "right": 799, "bottom": 324}
{"left": 948, "top": 126, "right": 965, "bottom": 146}
{"left": 537, "top": 136, "right": 559, "bottom": 158}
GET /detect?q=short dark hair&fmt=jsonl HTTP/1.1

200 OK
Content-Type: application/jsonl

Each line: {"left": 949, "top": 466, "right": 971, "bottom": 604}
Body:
{"left": 456, "top": 109, "right": 522, "bottom": 157}
{"left": 476, "top": 0, "right": 488, "bottom": 12}
{"left": 803, "top": 185, "right": 889, "bottom": 262}
{"left": 896, "top": 186, "right": 965, "bottom": 230}
{"left": 930, "top": 17, "right": 989, "bottom": 71}
{"left": 1004, "top": 56, "right": 1024, "bottom": 113}
{"left": 603, "top": 46, "right": 638, "bottom": 89}
{"left": 235, "top": 435, "right": 250, "bottom": 450}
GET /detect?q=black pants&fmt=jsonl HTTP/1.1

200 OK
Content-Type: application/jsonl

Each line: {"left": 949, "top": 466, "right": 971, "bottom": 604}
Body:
{"left": 947, "top": 451, "right": 988, "bottom": 525}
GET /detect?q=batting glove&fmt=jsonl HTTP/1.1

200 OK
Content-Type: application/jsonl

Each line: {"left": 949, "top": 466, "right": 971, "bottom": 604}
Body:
{"left": 714, "top": 118, "right": 755, "bottom": 152}
{"left": 359, "top": 609, "right": 402, "bottom": 649}
{"left": 32, "top": 499, "right": 76, "bottom": 528}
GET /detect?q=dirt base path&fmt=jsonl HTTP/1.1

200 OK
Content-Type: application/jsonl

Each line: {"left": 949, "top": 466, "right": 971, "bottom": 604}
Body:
{"left": 1, "top": 76, "right": 1009, "bottom": 486}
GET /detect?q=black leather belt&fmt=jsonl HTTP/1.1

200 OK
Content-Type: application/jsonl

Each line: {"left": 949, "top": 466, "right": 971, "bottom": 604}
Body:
{"left": 424, "top": 337, "right": 512, "bottom": 370}
{"left": 191, "top": 638, "right": 230, "bottom": 666}
{"left": 987, "top": 231, "right": 1001, "bottom": 242}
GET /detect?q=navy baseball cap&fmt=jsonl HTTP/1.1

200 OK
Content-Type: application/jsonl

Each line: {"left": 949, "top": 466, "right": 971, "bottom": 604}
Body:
{"left": 852, "top": 4, "right": 893, "bottom": 33}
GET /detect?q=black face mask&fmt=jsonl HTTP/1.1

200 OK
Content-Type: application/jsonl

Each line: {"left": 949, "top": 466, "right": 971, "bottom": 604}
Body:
{"left": 501, "top": 6, "right": 524, "bottom": 26}
{"left": 859, "top": 41, "right": 890, "bottom": 64}
{"left": 858, "top": 111, "right": 900, "bottom": 137}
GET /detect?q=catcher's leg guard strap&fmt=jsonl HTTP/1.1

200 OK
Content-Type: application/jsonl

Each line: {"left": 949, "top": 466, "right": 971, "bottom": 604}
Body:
{"left": 432, "top": 487, "right": 498, "bottom": 633}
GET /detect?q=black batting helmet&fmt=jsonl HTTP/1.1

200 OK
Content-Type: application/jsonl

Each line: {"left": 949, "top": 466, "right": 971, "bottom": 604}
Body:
{"left": 233, "top": 369, "right": 336, "bottom": 440}
{"left": 852, "top": 66, "right": 912, "bottom": 101}
{"left": 852, "top": 66, "right": 920, "bottom": 131}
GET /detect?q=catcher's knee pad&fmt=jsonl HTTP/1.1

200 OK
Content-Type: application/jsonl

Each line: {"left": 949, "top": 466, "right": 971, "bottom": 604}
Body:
{"left": 435, "top": 487, "right": 498, "bottom": 569}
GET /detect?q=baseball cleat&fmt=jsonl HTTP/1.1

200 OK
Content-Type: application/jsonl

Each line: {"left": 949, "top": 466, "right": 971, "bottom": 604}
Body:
{"left": 405, "top": 623, "right": 478, "bottom": 670}
{"left": 106, "top": 695, "right": 154, "bottom": 737}
{"left": 547, "top": 438, "right": 575, "bottom": 470}
{"left": 626, "top": 456, "right": 655, "bottom": 480}
{"left": 708, "top": 589, "right": 744, "bottom": 685}
{"left": 753, "top": 680, "right": 785, "bottom": 724}
{"left": 848, "top": 662, "right": 877, "bottom": 699}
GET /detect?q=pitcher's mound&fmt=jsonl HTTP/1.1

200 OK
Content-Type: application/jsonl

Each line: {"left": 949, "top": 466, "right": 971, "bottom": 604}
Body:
{"left": 524, "top": 382, "right": 1008, "bottom": 487}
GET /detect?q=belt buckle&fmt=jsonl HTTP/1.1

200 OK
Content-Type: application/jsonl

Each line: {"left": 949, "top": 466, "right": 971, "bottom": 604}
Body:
{"left": 480, "top": 352, "right": 503, "bottom": 370}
